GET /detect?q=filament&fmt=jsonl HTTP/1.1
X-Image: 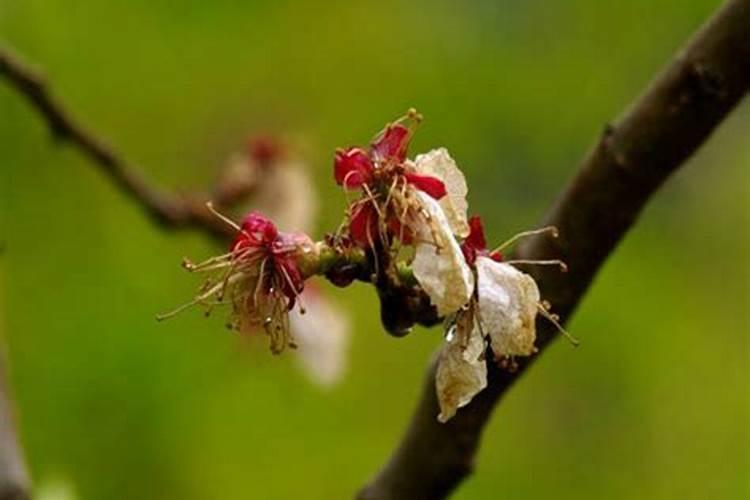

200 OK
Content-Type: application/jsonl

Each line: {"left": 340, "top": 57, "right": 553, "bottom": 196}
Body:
{"left": 505, "top": 259, "right": 568, "bottom": 272}
{"left": 537, "top": 303, "right": 579, "bottom": 346}
{"left": 205, "top": 201, "right": 241, "bottom": 232}
{"left": 492, "top": 226, "right": 559, "bottom": 254}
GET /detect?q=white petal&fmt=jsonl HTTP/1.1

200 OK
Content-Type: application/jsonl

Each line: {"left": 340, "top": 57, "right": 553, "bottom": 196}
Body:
{"left": 476, "top": 256, "right": 540, "bottom": 357}
{"left": 413, "top": 148, "right": 470, "bottom": 238}
{"left": 411, "top": 191, "right": 474, "bottom": 316}
{"left": 436, "top": 323, "right": 487, "bottom": 423}
{"left": 289, "top": 287, "right": 350, "bottom": 387}
{"left": 242, "top": 161, "right": 319, "bottom": 234}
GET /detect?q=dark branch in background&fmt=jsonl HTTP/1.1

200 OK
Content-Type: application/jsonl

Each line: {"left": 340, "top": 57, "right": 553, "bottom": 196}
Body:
{"left": 0, "top": 48, "right": 251, "bottom": 241}
{"left": 0, "top": 354, "right": 30, "bottom": 500}
{"left": 357, "top": 1, "right": 750, "bottom": 498}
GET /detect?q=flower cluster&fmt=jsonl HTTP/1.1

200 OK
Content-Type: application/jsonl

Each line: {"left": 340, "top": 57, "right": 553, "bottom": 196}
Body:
{"left": 162, "top": 111, "right": 572, "bottom": 420}
{"left": 333, "top": 111, "right": 569, "bottom": 422}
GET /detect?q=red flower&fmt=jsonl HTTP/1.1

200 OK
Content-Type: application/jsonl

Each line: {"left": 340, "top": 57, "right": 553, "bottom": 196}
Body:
{"left": 334, "top": 148, "right": 374, "bottom": 189}
{"left": 231, "top": 212, "right": 306, "bottom": 307}
{"left": 333, "top": 112, "right": 449, "bottom": 248}
{"left": 460, "top": 216, "right": 503, "bottom": 266}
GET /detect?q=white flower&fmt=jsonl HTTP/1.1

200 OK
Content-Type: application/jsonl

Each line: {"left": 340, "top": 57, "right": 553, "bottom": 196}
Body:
{"left": 436, "top": 311, "right": 487, "bottom": 423}
{"left": 435, "top": 256, "right": 544, "bottom": 422}
{"left": 248, "top": 160, "right": 318, "bottom": 234}
{"left": 412, "top": 148, "right": 470, "bottom": 238}
{"left": 411, "top": 191, "right": 474, "bottom": 316}
{"left": 289, "top": 287, "right": 349, "bottom": 387}
{"left": 475, "top": 256, "right": 540, "bottom": 357}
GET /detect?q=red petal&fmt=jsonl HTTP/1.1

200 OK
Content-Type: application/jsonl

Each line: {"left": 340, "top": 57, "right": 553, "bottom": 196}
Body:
{"left": 334, "top": 148, "right": 374, "bottom": 189}
{"left": 489, "top": 251, "right": 503, "bottom": 262}
{"left": 276, "top": 256, "right": 305, "bottom": 307}
{"left": 465, "top": 216, "right": 487, "bottom": 251}
{"left": 349, "top": 203, "right": 378, "bottom": 247}
{"left": 240, "top": 211, "right": 278, "bottom": 244}
{"left": 404, "top": 173, "right": 447, "bottom": 199}
{"left": 248, "top": 134, "right": 282, "bottom": 166}
{"left": 460, "top": 215, "right": 487, "bottom": 265}
{"left": 371, "top": 124, "right": 410, "bottom": 163}
{"left": 231, "top": 232, "right": 252, "bottom": 253}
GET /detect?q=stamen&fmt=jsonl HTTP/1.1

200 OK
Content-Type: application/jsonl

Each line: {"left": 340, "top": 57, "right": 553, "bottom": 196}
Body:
{"left": 205, "top": 202, "right": 242, "bottom": 232}
{"left": 182, "top": 252, "right": 236, "bottom": 272}
{"left": 492, "top": 226, "right": 559, "bottom": 254}
{"left": 342, "top": 170, "right": 361, "bottom": 192}
{"left": 156, "top": 274, "right": 243, "bottom": 321}
{"left": 252, "top": 257, "right": 269, "bottom": 307}
{"left": 362, "top": 184, "right": 384, "bottom": 219}
{"left": 505, "top": 259, "right": 568, "bottom": 272}
{"left": 537, "top": 303, "right": 579, "bottom": 347}
{"left": 366, "top": 222, "right": 379, "bottom": 279}
{"left": 383, "top": 176, "right": 400, "bottom": 210}
{"left": 396, "top": 192, "right": 410, "bottom": 244}
{"left": 278, "top": 263, "right": 303, "bottom": 303}
{"left": 406, "top": 107, "right": 423, "bottom": 123}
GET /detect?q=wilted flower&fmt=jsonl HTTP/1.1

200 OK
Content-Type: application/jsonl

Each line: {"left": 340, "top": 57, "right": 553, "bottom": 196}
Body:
{"left": 334, "top": 111, "right": 474, "bottom": 317}
{"left": 334, "top": 110, "right": 463, "bottom": 248}
{"left": 436, "top": 299, "right": 487, "bottom": 422}
{"left": 158, "top": 206, "right": 313, "bottom": 354}
{"left": 435, "top": 216, "right": 571, "bottom": 421}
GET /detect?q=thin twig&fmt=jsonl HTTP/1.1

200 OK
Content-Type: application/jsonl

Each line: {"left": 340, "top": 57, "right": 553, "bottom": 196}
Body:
{"left": 0, "top": 47, "right": 236, "bottom": 241}
{"left": 357, "top": 0, "right": 750, "bottom": 498}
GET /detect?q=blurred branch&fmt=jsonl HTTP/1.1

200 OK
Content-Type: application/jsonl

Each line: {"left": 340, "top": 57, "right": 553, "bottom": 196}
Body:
{"left": 357, "top": 0, "right": 750, "bottom": 499}
{"left": 0, "top": 354, "right": 30, "bottom": 500}
{"left": 0, "top": 47, "right": 241, "bottom": 241}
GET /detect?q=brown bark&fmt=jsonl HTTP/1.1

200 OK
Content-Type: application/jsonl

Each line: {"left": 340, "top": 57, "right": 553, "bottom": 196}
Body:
{"left": 357, "top": 1, "right": 750, "bottom": 498}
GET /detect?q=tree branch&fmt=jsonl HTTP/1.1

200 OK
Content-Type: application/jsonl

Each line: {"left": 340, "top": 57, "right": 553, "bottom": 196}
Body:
{"left": 0, "top": 47, "right": 239, "bottom": 241}
{"left": 357, "top": 1, "right": 750, "bottom": 498}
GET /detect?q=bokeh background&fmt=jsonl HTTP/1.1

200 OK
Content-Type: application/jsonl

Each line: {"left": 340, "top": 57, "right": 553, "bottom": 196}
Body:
{"left": 1, "top": 0, "right": 748, "bottom": 499}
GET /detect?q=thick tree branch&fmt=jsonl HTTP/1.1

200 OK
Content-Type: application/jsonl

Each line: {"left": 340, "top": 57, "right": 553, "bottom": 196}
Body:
{"left": 357, "top": 1, "right": 750, "bottom": 498}
{"left": 0, "top": 354, "right": 30, "bottom": 500}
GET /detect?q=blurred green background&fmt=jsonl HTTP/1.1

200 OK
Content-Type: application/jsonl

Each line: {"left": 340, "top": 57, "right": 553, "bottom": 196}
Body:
{"left": 1, "top": 0, "right": 748, "bottom": 498}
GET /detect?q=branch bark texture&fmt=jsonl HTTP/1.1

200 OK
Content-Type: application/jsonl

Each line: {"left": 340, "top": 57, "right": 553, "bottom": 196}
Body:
{"left": 357, "top": 1, "right": 750, "bottom": 498}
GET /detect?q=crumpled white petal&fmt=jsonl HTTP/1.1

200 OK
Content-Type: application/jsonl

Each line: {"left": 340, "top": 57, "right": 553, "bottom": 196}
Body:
{"left": 436, "top": 322, "right": 487, "bottom": 423}
{"left": 413, "top": 148, "right": 470, "bottom": 238}
{"left": 411, "top": 191, "right": 474, "bottom": 316}
{"left": 476, "top": 256, "right": 540, "bottom": 357}
{"left": 289, "top": 287, "right": 349, "bottom": 387}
